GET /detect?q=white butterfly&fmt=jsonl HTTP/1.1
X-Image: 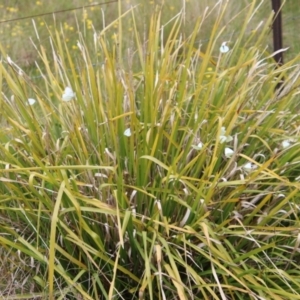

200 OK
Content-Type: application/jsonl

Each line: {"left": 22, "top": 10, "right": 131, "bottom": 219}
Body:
{"left": 27, "top": 98, "right": 36, "bottom": 106}
{"left": 191, "top": 142, "right": 203, "bottom": 150}
{"left": 282, "top": 140, "right": 290, "bottom": 149}
{"left": 62, "top": 86, "right": 75, "bottom": 102}
{"left": 124, "top": 128, "right": 131, "bottom": 137}
{"left": 220, "top": 42, "right": 229, "bottom": 53}
{"left": 219, "top": 127, "right": 233, "bottom": 144}
{"left": 224, "top": 147, "right": 234, "bottom": 158}
{"left": 243, "top": 162, "right": 257, "bottom": 173}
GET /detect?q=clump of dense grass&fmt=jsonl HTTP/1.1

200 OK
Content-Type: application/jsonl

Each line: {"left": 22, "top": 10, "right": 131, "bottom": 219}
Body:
{"left": 1, "top": 1, "right": 300, "bottom": 299}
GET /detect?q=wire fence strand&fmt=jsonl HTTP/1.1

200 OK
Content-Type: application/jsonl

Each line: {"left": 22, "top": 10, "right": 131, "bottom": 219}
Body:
{"left": 0, "top": 0, "right": 118, "bottom": 24}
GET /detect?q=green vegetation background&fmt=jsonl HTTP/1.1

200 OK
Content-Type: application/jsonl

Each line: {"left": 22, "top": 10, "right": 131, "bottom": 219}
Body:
{"left": 1, "top": 0, "right": 299, "bottom": 67}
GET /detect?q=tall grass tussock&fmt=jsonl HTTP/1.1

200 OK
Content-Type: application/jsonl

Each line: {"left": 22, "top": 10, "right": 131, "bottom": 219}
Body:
{"left": 1, "top": 0, "right": 300, "bottom": 299}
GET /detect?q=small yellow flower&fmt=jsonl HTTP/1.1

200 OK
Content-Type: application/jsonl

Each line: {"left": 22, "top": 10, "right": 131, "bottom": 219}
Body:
{"left": 205, "top": 67, "right": 214, "bottom": 78}
{"left": 83, "top": 10, "right": 88, "bottom": 20}
{"left": 87, "top": 19, "right": 93, "bottom": 29}
{"left": 112, "top": 33, "right": 118, "bottom": 41}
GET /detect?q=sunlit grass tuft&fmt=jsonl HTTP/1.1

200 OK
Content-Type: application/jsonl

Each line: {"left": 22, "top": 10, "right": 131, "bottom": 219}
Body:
{"left": 0, "top": 1, "right": 300, "bottom": 299}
